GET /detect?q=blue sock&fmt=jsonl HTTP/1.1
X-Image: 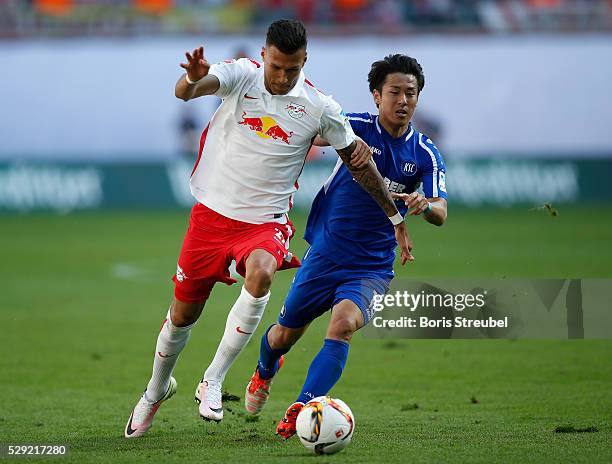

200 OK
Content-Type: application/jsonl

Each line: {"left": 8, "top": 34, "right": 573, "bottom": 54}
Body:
{"left": 257, "top": 324, "right": 289, "bottom": 380}
{"left": 296, "top": 339, "right": 349, "bottom": 404}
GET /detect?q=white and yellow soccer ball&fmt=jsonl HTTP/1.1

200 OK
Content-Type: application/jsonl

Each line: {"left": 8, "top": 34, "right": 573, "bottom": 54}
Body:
{"left": 295, "top": 396, "right": 355, "bottom": 455}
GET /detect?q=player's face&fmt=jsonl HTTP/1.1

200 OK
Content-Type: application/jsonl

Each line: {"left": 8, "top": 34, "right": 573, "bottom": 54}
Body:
{"left": 261, "top": 45, "right": 307, "bottom": 95}
{"left": 374, "top": 72, "right": 419, "bottom": 129}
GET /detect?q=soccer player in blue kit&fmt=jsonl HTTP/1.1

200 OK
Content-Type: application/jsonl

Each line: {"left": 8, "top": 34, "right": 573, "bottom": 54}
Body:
{"left": 244, "top": 54, "right": 448, "bottom": 439}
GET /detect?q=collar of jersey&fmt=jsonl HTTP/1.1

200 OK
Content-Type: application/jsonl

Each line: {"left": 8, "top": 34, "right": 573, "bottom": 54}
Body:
{"left": 257, "top": 66, "right": 305, "bottom": 98}
{"left": 375, "top": 116, "right": 414, "bottom": 145}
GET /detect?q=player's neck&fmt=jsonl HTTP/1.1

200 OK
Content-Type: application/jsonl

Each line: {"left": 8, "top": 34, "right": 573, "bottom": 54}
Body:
{"left": 378, "top": 117, "right": 410, "bottom": 139}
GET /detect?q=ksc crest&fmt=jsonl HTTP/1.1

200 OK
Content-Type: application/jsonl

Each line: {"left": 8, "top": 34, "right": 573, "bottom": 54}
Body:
{"left": 403, "top": 162, "right": 417, "bottom": 175}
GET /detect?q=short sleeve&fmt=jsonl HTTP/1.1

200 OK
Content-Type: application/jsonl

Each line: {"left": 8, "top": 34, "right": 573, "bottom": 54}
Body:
{"left": 345, "top": 112, "right": 373, "bottom": 138}
{"left": 208, "top": 58, "right": 250, "bottom": 99}
{"left": 418, "top": 134, "right": 448, "bottom": 199}
{"left": 318, "top": 97, "right": 356, "bottom": 150}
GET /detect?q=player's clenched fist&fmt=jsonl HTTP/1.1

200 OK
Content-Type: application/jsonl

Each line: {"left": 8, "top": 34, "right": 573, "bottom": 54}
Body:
{"left": 180, "top": 46, "right": 210, "bottom": 83}
{"left": 391, "top": 192, "right": 431, "bottom": 216}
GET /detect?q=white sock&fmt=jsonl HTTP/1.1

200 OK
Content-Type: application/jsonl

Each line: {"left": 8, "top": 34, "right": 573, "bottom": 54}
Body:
{"left": 204, "top": 286, "right": 270, "bottom": 383}
{"left": 145, "top": 309, "right": 194, "bottom": 402}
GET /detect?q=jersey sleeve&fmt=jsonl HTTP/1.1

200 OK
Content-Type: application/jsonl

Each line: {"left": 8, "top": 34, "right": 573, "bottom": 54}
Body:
{"left": 418, "top": 134, "right": 448, "bottom": 200}
{"left": 318, "top": 97, "right": 356, "bottom": 150}
{"left": 208, "top": 58, "right": 251, "bottom": 99}
{"left": 345, "top": 112, "right": 373, "bottom": 138}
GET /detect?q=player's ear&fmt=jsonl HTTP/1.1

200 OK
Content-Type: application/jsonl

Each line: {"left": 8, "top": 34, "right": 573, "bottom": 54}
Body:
{"left": 260, "top": 46, "right": 266, "bottom": 61}
{"left": 372, "top": 89, "right": 382, "bottom": 107}
{"left": 303, "top": 51, "right": 307, "bottom": 66}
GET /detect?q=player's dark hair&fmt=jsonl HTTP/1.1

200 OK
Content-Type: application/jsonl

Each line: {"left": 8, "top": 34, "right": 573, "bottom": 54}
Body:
{"left": 368, "top": 54, "right": 425, "bottom": 94}
{"left": 266, "top": 19, "right": 308, "bottom": 54}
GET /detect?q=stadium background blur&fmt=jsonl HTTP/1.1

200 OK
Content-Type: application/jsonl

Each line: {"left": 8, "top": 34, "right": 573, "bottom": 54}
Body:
{"left": 1, "top": 2, "right": 611, "bottom": 463}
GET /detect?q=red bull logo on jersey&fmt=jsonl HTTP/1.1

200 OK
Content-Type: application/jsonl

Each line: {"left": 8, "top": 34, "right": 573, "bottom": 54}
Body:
{"left": 238, "top": 112, "right": 293, "bottom": 144}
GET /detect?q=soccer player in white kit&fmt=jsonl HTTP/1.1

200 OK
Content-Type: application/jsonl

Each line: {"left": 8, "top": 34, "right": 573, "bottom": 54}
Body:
{"left": 124, "top": 19, "right": 413, "bottom": 438}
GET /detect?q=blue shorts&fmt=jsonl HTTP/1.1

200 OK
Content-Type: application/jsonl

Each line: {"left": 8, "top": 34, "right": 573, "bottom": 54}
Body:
{"left": 278, "top": 247, "right": 394, "bottom": 329}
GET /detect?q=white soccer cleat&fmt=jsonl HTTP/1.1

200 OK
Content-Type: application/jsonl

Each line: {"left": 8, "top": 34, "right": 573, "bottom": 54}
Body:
{"left": 124, "top": 377, "right": 177, "bottom": 438}
{"left": 194, "top": 379, "right": 224, "bottom": 422}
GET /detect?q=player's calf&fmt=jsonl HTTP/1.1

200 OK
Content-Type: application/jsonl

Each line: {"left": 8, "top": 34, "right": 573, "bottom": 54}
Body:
{"left": 170, "top": 298, "right": 205, "bottom": 326}
{"left": 269, "top": 323, "right": 308, "bottom": 349}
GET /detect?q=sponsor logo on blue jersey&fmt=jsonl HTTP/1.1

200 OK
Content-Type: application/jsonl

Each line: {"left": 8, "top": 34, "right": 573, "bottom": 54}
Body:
{"left": 383, "top": 177, "right": 406, "bottom": 193}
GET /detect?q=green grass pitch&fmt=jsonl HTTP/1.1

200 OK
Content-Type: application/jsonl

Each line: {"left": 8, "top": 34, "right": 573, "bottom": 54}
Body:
{"left": 1, "top": 207, "right": 611, "bottom": 463}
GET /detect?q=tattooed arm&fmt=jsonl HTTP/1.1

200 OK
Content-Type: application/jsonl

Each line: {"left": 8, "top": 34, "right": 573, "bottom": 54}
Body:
{"left": 336, "top": 139, "right": 414, "bottom": 264}
{"left": 336, "top": 140, "right": 396, "bottom": 216}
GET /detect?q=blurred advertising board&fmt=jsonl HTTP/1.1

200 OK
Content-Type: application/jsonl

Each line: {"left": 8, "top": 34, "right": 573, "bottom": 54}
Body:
{"left": 1, "top": 158, "right": 611, "bottom": 213}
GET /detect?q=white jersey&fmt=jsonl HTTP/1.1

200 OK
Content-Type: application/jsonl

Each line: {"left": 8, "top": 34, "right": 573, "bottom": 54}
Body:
{"left": 189, "top": 58, "right": 356, "bottom": 224}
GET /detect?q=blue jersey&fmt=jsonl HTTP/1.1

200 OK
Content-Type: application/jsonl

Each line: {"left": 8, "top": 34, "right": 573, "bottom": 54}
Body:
{"left": 304, "top": 112, "right": 448, "bottom": 269}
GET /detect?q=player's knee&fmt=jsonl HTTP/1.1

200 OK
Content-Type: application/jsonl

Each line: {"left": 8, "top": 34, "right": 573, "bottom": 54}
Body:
{"left": 327, "top": 317, "right": 358, "bottom": 342}
{"left": 245, "top": 265, "right": 275, "bottom": 292}
{"left": 245, "top": 250, "right": 277, "bottom": 286}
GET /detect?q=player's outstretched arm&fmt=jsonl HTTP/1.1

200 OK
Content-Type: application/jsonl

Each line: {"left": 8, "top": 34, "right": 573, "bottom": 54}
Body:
{"left": 336, "top": 140, "right": 414, "bottom": 264}
{"left": 175, "top": 46, "right": 221, "bottom": 101}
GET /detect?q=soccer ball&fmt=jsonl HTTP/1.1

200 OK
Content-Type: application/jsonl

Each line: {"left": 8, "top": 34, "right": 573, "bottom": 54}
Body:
{"left": 295, "top": 396, "right": 355, "bottom": 455}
